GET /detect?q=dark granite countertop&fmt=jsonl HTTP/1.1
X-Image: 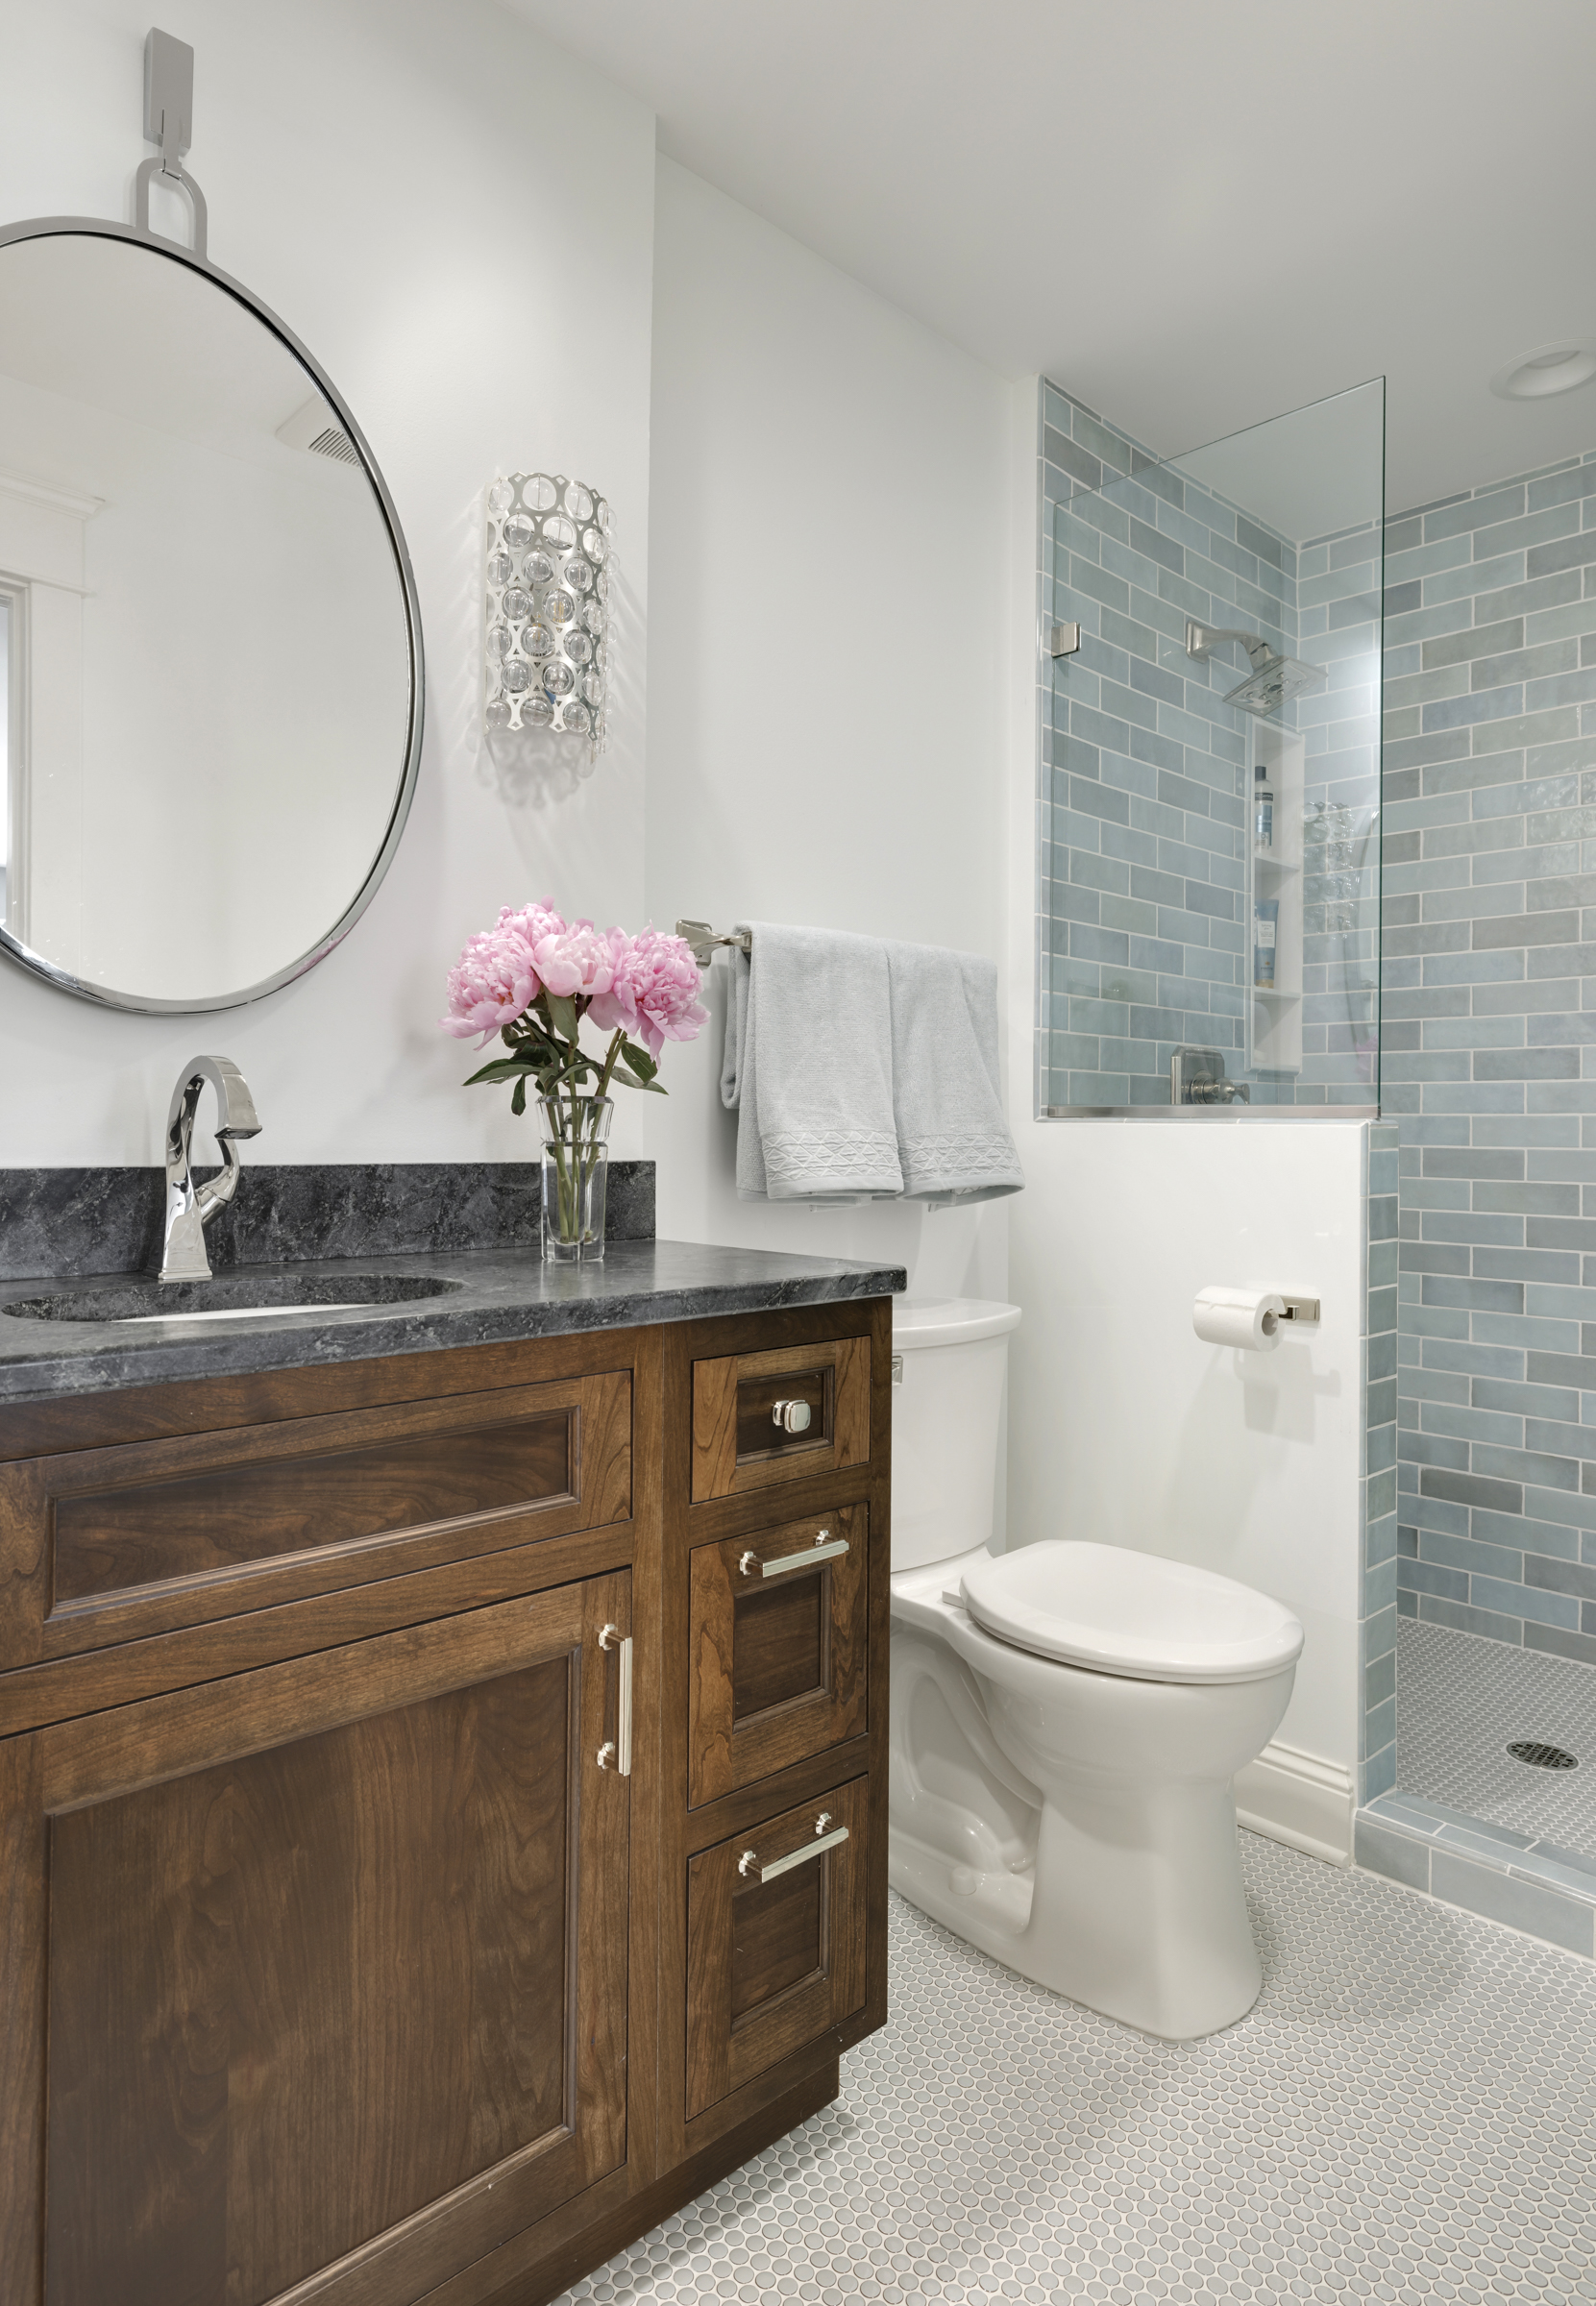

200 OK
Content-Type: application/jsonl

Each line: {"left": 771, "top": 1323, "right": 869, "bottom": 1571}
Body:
{"left": 0, "top": 1240, "right": 907, "bottom": 1406}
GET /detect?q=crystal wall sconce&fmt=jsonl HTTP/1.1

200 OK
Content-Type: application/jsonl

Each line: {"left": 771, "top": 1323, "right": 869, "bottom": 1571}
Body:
{"left": 483, "top": 473, "right": 611, "bottom": 750}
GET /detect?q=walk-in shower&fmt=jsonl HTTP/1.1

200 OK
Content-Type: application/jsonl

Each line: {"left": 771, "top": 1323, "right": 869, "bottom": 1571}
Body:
{"left": 1363, "top": 433, "right": 1596, "bottom": 1925}
{"left": 1036, "top": 377, "right": 1386, "bottom": 1115}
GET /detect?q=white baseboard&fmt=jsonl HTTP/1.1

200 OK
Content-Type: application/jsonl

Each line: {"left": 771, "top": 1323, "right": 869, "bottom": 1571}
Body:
{"left": 1235, "top": 1739, "right": 1355, "bottom": 1867}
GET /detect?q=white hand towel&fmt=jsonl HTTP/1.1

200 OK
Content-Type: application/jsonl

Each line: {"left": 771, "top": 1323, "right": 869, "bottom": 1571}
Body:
{"left": 885, "top": 941, "right": 1024, "bottom": 1204}
{"left": 721, "top": 923, "right": 903, "bottom": 1202}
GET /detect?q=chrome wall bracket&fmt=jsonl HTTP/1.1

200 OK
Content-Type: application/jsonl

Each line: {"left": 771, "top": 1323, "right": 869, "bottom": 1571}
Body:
{"left": 1049, "top": 621, "right": 1081, "bottom": 660}
{"left": 135, "top": 29, "right": 209, "bottom": 259}
{"left": 675, "top": 919, "right": 751, "bottom": 968}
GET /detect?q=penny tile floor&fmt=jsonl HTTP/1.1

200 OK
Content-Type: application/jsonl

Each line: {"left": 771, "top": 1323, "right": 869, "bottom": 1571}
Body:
{"left": 556, "top": 1835, "right": 1596, "bottom": 2305}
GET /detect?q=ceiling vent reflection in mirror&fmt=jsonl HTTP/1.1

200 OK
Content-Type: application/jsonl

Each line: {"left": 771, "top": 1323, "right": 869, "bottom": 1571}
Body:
{"left": 276, "top": 398, "right": 360, "bottom": 465}
{"left": 483, "top": 474, "right": 611, "bottom": 763}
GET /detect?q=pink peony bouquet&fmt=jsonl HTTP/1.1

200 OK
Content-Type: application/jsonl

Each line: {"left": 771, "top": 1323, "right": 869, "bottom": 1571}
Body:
{"left": 441, "top": 899, "right": 707, "bottom": 1116}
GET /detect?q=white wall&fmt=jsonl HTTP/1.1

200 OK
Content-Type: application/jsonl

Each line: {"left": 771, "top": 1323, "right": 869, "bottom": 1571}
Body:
{"left": 1003, "top": 1120, "right": 1366, "bottom": 1779}
{"left": 641, "top": 158, "right": 1012, "bottom": 1304}
{"left": 0, "top": 0, "right": 655, "bottom": 1165}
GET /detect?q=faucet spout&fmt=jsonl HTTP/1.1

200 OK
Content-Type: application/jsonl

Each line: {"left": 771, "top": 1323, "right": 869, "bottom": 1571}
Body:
{"left": 157, "top": 1056, "right": 263, "bottom": 1283}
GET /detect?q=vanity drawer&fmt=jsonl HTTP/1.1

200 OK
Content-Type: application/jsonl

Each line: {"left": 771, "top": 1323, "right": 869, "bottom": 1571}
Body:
{"left": 0, "top": 1369, "right": 632, "bottom": 1669}
{"left": 685, "top": 1774, "right": 868, "bottom": 2120}
{"left": 690, "top": 1337, "right": 870, "bottom": 1504}
{"left": 687, "top": 1506, "right": 867, "bottom": 1807}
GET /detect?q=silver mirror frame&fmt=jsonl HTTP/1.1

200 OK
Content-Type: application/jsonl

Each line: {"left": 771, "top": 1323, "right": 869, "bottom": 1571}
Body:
{"left": 0, "top": 214, "right": 426, "bottom": 1014}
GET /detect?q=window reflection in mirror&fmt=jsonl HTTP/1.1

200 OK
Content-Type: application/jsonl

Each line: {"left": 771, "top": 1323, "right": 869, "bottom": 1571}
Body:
{"left": 0, "top": 232, "right": 416, "bottom": 1009}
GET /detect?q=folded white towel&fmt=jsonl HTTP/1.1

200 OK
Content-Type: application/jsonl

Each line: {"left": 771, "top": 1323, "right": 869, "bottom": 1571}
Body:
{"left": 885, "top": 941, "right": 1025, "bottom": 1204}
{"left": 721, "top": 923, "right": 903, "bottom": 1202}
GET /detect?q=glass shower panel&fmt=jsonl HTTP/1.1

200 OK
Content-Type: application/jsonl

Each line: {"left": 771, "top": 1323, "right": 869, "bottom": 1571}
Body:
{"left": 1038, "top": 379, "right": 1385, "bottom": 1115}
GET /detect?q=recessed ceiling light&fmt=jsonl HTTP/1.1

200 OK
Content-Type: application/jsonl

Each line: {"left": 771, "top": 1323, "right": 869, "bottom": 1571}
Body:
{"left": 1489, "top": 340, "right": 1596, "bottom": 400}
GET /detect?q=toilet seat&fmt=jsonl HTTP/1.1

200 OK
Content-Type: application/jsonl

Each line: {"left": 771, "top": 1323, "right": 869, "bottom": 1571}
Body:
{"left": 959, "top": 1540, "right": 1303, "bottom": 1686}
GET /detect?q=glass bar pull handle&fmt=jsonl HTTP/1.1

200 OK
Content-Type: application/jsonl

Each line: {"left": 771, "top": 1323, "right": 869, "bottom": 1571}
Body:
{"left": 739, "top": 1531, "right": 847, "bottom": 1579}
{"left": 739, "top": 1813, "right": 848, "bottom": 1882}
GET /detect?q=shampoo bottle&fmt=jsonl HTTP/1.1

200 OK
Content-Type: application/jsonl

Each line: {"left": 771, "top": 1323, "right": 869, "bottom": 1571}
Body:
{"left": 1253, "top": 898, "right": 1279, "bottom": 991}
{"left": 1254, "top": 761, "right": 1274, "bottom": 850}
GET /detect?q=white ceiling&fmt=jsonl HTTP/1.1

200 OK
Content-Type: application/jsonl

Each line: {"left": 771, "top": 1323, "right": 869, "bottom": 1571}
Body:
{"left": 500, "top": 0, "right": 1596, "bottom": 514}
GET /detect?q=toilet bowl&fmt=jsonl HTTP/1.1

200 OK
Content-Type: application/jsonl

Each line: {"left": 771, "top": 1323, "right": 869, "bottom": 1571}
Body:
{"left": 888, "top": 1297, "right": 1303, "bottom": 2042}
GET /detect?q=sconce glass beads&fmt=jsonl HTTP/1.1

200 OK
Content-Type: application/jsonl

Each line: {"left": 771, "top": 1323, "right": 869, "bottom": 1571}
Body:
{"left": 483, "top": 474, "right": 610, "bottom": 748}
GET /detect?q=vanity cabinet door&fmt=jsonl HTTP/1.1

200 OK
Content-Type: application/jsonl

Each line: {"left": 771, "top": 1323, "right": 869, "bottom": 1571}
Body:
{"left": 0, "top": 1572, "right": 632, "bottom": 2306}
{"left": 684, "top": 1774, "right": 868, "bottom": 2121}
{"left": 691, "top": 1337, "right": 871, "bottom": 1503}
{"left": 688, "top": 1506, "right": 868, "bottom": 1805}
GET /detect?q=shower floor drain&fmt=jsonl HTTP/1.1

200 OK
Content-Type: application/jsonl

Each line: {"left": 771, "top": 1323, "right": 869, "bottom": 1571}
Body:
{"left": 1507, "top": 1739, "right": 1579, "bottom": 1771}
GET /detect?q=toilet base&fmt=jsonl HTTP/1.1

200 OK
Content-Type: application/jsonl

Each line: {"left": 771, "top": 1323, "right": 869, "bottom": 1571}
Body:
{"left": 888, "top": 1779, "right": 1264, "bottom": 2044}
{"left": 889, "top": 1586, "right": 1289, "bottom": 2041}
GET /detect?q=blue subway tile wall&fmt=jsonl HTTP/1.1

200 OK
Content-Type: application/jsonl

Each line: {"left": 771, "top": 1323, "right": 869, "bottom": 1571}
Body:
{"left": 1387, "top": 445, "right": 1596, "bottom": 1680}
{"left": 1363, "top": 1119, "right": 1401, "bottom": 1801}
{"left": 1036, "top": 381, "right": 1382, "bottom": 1111}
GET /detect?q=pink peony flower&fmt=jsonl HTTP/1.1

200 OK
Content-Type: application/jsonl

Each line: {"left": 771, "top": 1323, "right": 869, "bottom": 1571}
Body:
{"left": 527, "top": 918, "right": 624, "bottom": 1003}
{"left": 500, "top": 897, "right": 566, "bottom": 952}
{"left": 440, "top": 907, "right": 549, "bottom": 1045}
{"left": 589, "top": 927, "right": 709, "bottom": 1058}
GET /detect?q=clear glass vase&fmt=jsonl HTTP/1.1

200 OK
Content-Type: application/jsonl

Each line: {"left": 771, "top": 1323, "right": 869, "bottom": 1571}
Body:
{"left": 537, "top": 1094, "right": 612, "bottom": 1263}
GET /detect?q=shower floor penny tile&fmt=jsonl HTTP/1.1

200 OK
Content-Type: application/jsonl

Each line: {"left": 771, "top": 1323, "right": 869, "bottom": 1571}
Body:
{"left": 556, "top": 1838, "right": 1596, "bottom": 2306}
{"left": 1398, "top": 1618, "right": 1596, "bottom": 1853}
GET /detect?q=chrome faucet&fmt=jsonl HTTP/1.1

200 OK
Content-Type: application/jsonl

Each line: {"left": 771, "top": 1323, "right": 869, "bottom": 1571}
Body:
{"left": 157, "top": 1056, "right": 262, "bottom": 1282}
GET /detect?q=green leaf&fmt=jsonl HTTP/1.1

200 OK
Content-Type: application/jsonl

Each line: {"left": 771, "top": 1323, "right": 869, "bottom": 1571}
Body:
{"left": 510, "top": 1075, "right": 527, "bottom": 1116}
{"left": 612, "top": 1066, "right": 667, "bottom": 1095}
{"left": 622, "top": 1038, "right": 658, "bottom": 1080}
{"left": 546, "top": 994, "right": 579, "bottom": 1043}
{"left": 462, "top": 1056, "right": 544, "bottom": 1086}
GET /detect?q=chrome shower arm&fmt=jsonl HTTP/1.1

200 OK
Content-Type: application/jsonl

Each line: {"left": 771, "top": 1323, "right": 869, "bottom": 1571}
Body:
{"left": 1185, "top": 621, "right": 1275, "bottom": 673}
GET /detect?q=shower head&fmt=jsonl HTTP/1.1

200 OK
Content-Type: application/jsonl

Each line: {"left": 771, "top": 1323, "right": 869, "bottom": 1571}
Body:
{"left": 1185, "top": 620, "right": 1327, "bottom": 718}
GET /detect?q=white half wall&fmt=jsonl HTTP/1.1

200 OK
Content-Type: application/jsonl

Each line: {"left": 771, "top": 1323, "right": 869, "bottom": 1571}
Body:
{"left": 0, "top": 0, "right": 655, "bottom": 1166}
{"left": 1003, "top": 1119, "right": 1367, "bottom": 1814}
{"left": 641, "top": 158, "right": 1013, "bottom": 1307}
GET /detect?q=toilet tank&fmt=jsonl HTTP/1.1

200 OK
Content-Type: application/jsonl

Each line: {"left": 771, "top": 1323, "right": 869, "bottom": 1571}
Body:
{"left": 891, "top": 1297, "right": 1021, "bottom": 1571}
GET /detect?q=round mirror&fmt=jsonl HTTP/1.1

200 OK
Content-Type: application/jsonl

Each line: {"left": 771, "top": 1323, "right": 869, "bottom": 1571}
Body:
{"left": 0, "top": 223, "right": 422, "bottom": 1011}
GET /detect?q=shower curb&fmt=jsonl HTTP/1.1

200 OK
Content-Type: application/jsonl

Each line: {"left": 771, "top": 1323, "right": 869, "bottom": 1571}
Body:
{"left": 1355, "top": 1790, "right": 1596, "bottom": 1959}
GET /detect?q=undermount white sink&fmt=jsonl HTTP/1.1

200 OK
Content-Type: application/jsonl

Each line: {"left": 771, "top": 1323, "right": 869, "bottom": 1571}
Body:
{"left": 1, "top": 1273, "right": 461, "bottom": 1325}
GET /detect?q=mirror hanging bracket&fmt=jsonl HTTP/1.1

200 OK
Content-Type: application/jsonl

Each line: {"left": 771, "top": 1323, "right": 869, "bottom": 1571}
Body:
{"left": 135, "top": 28, "right": 208, "bottom": 261}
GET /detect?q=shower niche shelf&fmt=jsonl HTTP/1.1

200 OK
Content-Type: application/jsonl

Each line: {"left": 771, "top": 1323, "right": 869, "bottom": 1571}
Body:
{"left": 1246, "top": 720, "right": 1305, "bottom": 1078}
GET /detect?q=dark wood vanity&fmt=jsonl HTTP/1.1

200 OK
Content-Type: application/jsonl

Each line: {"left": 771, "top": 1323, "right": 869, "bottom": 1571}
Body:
{"left": 0, "top": 1289, "right": 892, "bottom": 2306}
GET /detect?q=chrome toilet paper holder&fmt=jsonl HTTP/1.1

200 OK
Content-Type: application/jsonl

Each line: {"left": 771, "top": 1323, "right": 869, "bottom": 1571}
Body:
{"left": 1277, "top": 1296, "right": 1320, "bottom": 1323}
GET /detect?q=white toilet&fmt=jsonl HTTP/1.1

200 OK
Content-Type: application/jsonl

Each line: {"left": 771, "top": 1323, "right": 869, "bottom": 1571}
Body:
{"left": 889, "top": 1296, "right": 1303, "bottom": 2042}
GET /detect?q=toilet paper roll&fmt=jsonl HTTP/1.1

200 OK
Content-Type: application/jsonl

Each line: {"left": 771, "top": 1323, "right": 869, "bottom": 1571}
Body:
{"left": 1192, "top": 1286, "right": 1286, "bottom": 1352}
